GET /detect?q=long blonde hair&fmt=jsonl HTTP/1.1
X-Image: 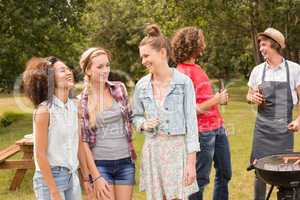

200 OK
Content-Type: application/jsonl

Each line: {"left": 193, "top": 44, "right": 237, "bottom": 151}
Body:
{"left": 79, "top": 47, "right": 111, "bottom": 128}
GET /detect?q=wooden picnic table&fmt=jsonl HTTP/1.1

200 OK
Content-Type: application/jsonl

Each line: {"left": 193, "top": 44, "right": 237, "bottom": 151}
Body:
{"left": 0, "top": 137, "right": 34, "bottom": 191}
{"left": 0, "top": 136, "right": 85, "bottom": 191}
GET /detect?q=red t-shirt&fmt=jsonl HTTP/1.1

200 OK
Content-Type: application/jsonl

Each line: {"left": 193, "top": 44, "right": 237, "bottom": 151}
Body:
{"left": 177, "top": 63, "right": 223, "bottom": 132}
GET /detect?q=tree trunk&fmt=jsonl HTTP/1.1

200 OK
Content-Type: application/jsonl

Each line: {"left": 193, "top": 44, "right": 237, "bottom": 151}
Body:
{"left": 249, "top": 0, "right": 263, "bottom": 66}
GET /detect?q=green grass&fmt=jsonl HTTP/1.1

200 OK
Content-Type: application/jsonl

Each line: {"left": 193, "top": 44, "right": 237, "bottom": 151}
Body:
{"left": 1, "top": 82, "right": 300, "bottom": 199}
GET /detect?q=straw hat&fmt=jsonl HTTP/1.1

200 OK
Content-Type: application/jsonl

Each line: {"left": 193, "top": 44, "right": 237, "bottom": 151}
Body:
{"left": 257, "top": 28, "right": 286, "bottom": 49}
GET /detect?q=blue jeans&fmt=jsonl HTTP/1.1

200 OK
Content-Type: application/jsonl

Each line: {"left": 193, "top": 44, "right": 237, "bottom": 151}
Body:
{"left": 189, "top": 126, "right": 232, "bottom": 200}
{"left": 95, "top": 157, "right": 135, "bottom": 185}
{"left": 33, "top": 167, "right": 81, "bottom": 200}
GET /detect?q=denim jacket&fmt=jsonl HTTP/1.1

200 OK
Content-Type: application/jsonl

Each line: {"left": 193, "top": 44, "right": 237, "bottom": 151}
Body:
{"left": 132, "top": 68, "right": 200, "bottom": 153}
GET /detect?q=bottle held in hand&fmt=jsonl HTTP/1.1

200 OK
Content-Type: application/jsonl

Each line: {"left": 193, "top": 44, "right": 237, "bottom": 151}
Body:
{"left": 219, "top": 79, "right": 227, "bottom": 105}
{"left": 144, "top": 111, "right": 160, "bottom": 134}
{"left": 257, "top": 84, "right": 266, "bottom": 107}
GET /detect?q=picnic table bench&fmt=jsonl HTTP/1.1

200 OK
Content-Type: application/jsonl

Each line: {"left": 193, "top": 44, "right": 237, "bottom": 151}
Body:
{"left": 0, "top": 137, "right": 34, "bottom": 191}
{"left": 0, "top": 136, "right": 85, "bottom": 192}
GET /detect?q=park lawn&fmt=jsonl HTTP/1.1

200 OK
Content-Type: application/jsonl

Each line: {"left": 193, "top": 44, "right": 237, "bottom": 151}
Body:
{"left": 1, "top": 83, "right": 300, "bottom": 199}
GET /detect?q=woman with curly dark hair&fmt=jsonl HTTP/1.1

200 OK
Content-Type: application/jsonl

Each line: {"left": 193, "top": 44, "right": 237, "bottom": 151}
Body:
{"left": 23, "top": 57, "right": 88, "bottom": 200}
{"left": 172, "top": 27, "right": 232, "bottom": 200}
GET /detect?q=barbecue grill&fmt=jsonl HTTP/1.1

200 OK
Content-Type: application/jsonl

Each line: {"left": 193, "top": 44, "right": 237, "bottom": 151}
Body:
{"left": 248, "top": 153, "right": 300, "bottom": 200}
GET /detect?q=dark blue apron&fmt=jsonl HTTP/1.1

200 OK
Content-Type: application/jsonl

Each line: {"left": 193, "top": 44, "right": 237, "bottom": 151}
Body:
{"left": 251, "top": 60, "right": 294, "bottom": 162}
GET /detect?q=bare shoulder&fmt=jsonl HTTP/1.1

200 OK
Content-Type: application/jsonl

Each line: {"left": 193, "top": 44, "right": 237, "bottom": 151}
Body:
{"left": 34, "top": 104, "right": 49, "bottom": 124}
{"left": 35, "top": 104, "right": 49, "bottom": 115}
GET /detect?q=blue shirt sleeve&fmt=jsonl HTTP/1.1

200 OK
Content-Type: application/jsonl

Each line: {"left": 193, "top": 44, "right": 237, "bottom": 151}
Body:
{"left": 184, "top": 78, "right": 200, "bottom": 153}
{"left": 132, "top": 84, "right": 146, "bottom": 132}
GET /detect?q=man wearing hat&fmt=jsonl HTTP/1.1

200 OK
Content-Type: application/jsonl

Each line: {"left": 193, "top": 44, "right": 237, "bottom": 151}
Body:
{"left": 247, "top": 27, "right": 300, "bottom": 199}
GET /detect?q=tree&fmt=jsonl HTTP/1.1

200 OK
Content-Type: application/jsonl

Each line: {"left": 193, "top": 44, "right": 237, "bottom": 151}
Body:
{"left": 0, "top": 0, "right": 87, "bottom": 91}
{"left": 2, "top": 0, "right": 298, "bottom": 91}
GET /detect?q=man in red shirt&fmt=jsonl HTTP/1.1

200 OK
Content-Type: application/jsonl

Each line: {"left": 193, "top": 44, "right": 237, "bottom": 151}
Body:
{"left": 172, "top": 27, "right": 232, "bottom": 200}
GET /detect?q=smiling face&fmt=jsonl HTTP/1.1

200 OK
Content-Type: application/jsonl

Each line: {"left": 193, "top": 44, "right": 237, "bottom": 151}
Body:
{"left": 87, "top": 54, "right": 110, "bottom": 84}
{"left": 259, "top": 39, "right": 278, "bottom": 60}
{"left": 53, "top": 61, "right": 74, "bottom": 90}
{"left": 139, "top": 44, "right": 166, "bottom": 73}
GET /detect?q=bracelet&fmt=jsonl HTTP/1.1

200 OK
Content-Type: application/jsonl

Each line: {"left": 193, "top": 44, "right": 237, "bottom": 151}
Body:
{"left": 92, "top": 175, "right": 102, "bottom": 183}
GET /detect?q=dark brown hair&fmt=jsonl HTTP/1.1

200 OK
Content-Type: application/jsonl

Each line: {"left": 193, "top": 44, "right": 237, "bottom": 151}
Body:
{"left": 139, "top": 24, "right": 172, "bottom": 59}
{"left": 171, "top": 26, "right": 206, "bottom": 64}
{"left": 22, "top": 57, "right": 58, "bottom": 107}
{"left": 257, "top": 35, "right": 282, "bottom": 54}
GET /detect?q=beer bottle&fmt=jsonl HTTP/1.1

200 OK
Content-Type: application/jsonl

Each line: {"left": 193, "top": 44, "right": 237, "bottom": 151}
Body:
{"left": 219, "top": 79, "right": 227, "bottom": 105}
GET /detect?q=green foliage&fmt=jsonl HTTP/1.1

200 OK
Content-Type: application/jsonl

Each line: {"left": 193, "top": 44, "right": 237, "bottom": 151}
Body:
{"left": 1, "top": 0, "right": 299, "bottom": 90}
{"left": 0, "top": 0, "right": 87, "bottom": 91}
{"left": 2, "top": 87, "right": 300, "bottom": 199}
{"left": 80, "top": 0, "right": 299, "bottom": 83}
{"left": 0, "top": 112, "right": 25, "bottom": 128}
{"left": 82, "top": 0, "right": 145, "bottom": 83}
{"left": 81, "top": 0, "right": 208, "bottom": 83}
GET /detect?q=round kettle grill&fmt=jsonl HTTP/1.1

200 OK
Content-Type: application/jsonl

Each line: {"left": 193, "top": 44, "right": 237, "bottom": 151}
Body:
{"left": 248, "top": 153, "right": 300, "bottom": 200}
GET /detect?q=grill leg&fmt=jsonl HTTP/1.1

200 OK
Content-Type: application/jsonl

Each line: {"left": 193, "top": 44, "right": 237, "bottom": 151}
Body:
{"left": 266, "top": 185, "right": 274, "bottom": 200}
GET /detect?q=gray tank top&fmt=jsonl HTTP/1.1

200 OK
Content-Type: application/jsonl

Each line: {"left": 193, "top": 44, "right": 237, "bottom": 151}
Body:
{"left": 92, "top": 100, "right": 130, "bottom": 160}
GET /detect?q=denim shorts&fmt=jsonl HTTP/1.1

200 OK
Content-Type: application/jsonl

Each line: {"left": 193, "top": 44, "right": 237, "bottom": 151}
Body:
{"left": 95, "top": 157, "right": 135, "bottom": 185}
{"left": 33, "top": 166, "right": 81, "bottom": 200}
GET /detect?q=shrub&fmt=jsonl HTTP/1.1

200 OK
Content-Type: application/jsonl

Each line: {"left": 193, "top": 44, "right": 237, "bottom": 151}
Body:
{"left": 0, "top": 112, "right": 25, "bottom": 128}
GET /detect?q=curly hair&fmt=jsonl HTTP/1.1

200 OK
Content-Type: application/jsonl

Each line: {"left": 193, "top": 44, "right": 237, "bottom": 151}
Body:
{"left": 139, "top": 24, "right": 172, "bottom": 59}
{"left": 22, "top": 57, "right": 58, "bottom": 107}
{"left": 171, "top": 27, "right": 205, "bottom": 64}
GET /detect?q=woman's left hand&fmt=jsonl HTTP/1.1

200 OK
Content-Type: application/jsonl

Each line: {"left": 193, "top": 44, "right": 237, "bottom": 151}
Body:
{"left": 184, "top": 160, "right": 196, "bottom": 186}
{"left": 94, "top": 177, "right": 111, "bottom": 200}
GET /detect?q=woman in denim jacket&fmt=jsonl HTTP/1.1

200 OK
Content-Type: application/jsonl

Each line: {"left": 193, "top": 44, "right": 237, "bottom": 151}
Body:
{"left": 132, "top": 24, "right": 200, "bottom": 200}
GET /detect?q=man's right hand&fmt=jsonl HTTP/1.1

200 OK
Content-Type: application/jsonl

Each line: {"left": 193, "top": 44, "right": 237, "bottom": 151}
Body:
{"left": 215, "top": 89, "right": 229, "bottom": 105}
{"left": 248, "top": 89, "right": 264, "bottom": 105}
